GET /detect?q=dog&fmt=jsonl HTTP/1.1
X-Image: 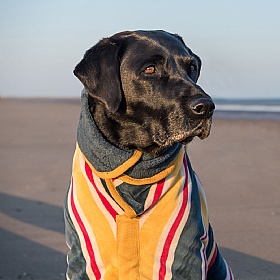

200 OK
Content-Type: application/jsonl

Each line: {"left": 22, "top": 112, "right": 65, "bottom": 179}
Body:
{"left": 64, "top": 30, "right": 233, "bottom": 280}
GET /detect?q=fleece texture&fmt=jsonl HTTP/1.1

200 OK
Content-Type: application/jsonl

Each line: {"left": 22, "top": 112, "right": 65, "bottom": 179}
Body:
{"left": 64, "top": 91, "right": 234, "bottom": 280}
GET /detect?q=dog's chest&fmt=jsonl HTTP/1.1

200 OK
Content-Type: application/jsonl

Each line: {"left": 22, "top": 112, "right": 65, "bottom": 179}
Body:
{"left": 67, "top": 146, "right": 208, "bottom": 279}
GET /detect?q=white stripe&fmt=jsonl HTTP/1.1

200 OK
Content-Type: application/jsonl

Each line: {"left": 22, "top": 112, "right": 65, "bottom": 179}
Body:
{"left": 68, "top": 178, "right": 105, "bottom": 279}
{"left": 79, "top": 153, "right": 123, "bottom": 238}
{"left": 67, "top": 180, "right": 95, "bottom": 279}
{"left": 224, "top": 260, "right": 234, "bottom": 280}
{"left": 152, "top": 159, "right": 192, "bottom": 279}
{"left": 195, "top": 173, "right": 209, "bottom": 213}
{"left": 139, "top": 167, "right": 176, "bottom": 229}
{"left": 195, "top": 174, "right": 209, "bottom": 279}
{"left": 112, "top": 178, "right": 123, "bottom": 187}
{"left": 199, "top": 230, "right": 208, "bottom": 280}
{"left": 164, "top": 160, "right": 193, "bottom": 279}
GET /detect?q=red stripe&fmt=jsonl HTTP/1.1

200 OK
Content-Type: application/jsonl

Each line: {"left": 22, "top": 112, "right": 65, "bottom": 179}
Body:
{"left": 70, "top": 178, "right": 101, "bottom": 279}
{"left": 158, "top": 156, "right": 189, "bottom": 280}
{"left": 140, "top": 178, "right": 166, "bottom": 217}
{"left": 85, "top": 162, "right": 118, "bottom": 220}
{"left": 151, "top": 178, "right": 165, "bottom": 206}
{"left": 208, "top": 246, "right": 218, "bottom": 269}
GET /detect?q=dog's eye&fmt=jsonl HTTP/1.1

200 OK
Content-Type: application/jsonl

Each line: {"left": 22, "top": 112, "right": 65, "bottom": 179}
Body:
{"left": 144, "top": 66, "right": 156, "bottom": 74}
{"left": 190, "top": 65, "right": 196, "bottom": 72}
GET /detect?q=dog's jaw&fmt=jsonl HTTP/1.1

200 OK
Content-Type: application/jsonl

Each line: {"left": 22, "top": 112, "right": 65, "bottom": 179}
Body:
{"left": 195, "top": 118, "right": 213, "bottom": 140}
{"left": 152, "top": 117, "right": 213, "bottom": 148}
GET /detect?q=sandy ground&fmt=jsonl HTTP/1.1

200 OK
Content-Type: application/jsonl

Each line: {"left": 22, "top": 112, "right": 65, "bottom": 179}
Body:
{"left": 0, "top": 99, "right": 279, "bottom": 280}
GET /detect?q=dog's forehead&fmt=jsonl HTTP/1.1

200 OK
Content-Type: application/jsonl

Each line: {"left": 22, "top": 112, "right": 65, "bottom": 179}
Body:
{"left": 120, "top": 30, "right": 191, "bottom": 58}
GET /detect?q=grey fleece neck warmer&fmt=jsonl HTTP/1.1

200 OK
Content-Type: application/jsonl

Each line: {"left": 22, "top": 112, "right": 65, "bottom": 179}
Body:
{"left": 77, "top": 90, "right": 182, "bottom": 180}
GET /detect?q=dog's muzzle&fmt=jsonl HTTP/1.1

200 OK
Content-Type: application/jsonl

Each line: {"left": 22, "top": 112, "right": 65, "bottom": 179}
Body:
{"left": 153, "top": 97, "right": 215, "bottom": 148}
{"left": 185, "top": 97, "right": 215, "bottom": 142}
{"left": 190, "top": 97, "right": 215, "bottom": 119}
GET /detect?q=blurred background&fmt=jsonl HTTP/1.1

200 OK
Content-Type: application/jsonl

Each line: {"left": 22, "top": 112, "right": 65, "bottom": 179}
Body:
{"left": 1, "top": 0, "right": 280, "bottom": 101}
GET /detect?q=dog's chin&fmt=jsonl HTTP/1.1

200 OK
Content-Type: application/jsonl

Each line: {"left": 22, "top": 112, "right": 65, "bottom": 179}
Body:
{"left": 180, "top": 128, "right": 210, "bottom": 145}
{"left": 181, "top": 118, "right": 213, "bottom": 144}
{"left": 153, "top": 118, "right": 213, "bottom": 149}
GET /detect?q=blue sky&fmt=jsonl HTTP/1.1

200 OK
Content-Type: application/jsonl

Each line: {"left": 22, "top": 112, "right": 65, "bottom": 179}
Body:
{"left": 1, "top": 0, "right": 279, "bottom": 99}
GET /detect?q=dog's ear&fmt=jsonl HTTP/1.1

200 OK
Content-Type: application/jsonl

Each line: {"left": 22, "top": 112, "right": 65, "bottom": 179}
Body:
{"left": 74, "top": 38, "right": 122, "bottom": 112}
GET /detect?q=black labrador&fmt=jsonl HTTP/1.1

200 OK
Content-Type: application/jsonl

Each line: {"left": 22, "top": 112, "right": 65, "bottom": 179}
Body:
{"left": 65, "top": 30, "right": 233, "bottom": 279}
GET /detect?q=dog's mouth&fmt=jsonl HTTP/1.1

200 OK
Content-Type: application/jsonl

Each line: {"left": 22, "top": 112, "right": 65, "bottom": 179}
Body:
{"left": 153, "top": 118, "right": 213, "bottom": 147}
{"left": 180, "top": 126, "right": 210, "bottom": 144}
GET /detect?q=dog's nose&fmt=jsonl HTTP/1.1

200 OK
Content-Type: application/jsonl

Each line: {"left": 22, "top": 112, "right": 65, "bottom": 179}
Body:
{"left": 190, "top": 98, "right": 215, "bottom": 117}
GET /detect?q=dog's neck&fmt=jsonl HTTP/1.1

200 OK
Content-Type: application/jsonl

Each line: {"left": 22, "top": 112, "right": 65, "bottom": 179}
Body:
{"left": 77, "top": 90, "right": 182, "bottom": 180}
{"left": 88, "top": 93, "right": 168, "bottom": 156}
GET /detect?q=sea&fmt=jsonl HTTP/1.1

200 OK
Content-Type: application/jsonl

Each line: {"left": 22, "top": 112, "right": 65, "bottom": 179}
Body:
{"left": 2, "top": 97, "right": 280, "bottom": 120}
{"left": 213, "top": 98, "right": 280, "bottom": 120}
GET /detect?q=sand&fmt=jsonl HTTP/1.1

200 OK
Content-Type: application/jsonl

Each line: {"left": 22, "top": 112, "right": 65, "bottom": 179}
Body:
{"left": 0, "top": 99, "right": 279, "bottom": 280}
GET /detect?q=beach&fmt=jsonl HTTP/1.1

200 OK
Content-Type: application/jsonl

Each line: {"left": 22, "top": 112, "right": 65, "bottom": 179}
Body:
{"left": 0, "top": 98, "right": 279, "bottom": 280}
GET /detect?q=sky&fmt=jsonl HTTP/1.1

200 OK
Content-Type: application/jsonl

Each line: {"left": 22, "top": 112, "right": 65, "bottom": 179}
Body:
{"left": 1, "top": 0, "right": 280, "bottom": 99}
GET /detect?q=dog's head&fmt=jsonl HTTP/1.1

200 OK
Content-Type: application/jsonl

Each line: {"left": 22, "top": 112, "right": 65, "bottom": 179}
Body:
{"left": 74, "top": 30, "right": 215, "bottom": 155}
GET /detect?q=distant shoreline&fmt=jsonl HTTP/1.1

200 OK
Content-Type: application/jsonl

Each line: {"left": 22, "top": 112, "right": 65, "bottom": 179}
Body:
{"left": 214, "top": 110, "right": 280, "bottom": 120}
{"left": 1, "top": 97, "right": 280, "bottom": 120}
{"left": 0, "top": 97, "right": 81, "bottom": 104}
{"left": 214, "top": 98, "right": 280, "bottom": 119}
{"left": 213, "top": 98, "right": 280, "bottom": 105}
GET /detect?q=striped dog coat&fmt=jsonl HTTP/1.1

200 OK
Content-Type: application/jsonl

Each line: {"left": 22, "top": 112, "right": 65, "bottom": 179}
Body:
{"left": 64, "top": 91, "right": 233, "bottom": 280}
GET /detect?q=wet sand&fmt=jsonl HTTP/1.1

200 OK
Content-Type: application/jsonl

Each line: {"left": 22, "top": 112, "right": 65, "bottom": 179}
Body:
{"left": 0, "top": 99, "right": 279, "bottom": 279}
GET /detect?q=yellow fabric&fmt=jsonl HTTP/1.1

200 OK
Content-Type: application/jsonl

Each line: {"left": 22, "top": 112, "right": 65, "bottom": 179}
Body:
{"left": 116, "top": 216, "right": 140, "bottom": 280}
{"left": 78, "top": 142, "right": 183, "bottom": 185}
{"left": 78, "top": 142, "right": 143, "bottom": 179}
{"left": 117, "top": 162, "right": 177, "bottom": 185}
{"left": 139, "top": 168, "right": 184, "bottom": 279}
{"left": 70, "top": 144, "right": 202, "bottom": 279}
{"left": 72, "top": 148, "right": 119, "bottom": 277}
